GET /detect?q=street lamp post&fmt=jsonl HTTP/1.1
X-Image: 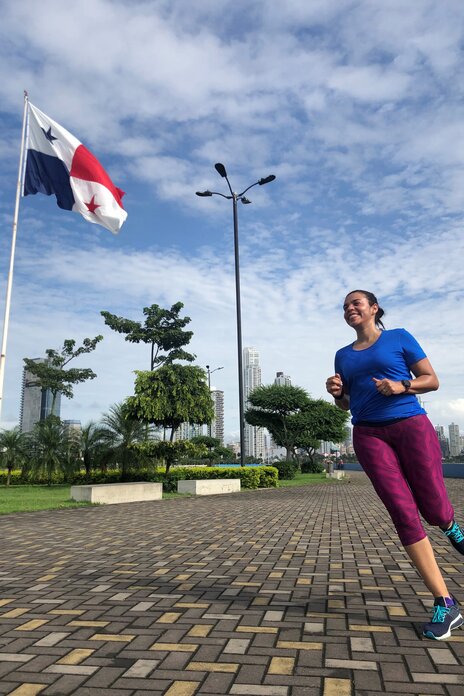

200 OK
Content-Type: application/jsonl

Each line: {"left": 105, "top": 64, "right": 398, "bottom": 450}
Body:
{"left": 206, "top": 364, "right": 224, "bottom": 438}
{"left": 197, "top": 164, "right": 276, "bottom": 466}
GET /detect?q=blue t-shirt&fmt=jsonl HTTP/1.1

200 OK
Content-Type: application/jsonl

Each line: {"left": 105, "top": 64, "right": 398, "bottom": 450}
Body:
{"left": 334, "top": 328, "right": 427, "bottom": 424}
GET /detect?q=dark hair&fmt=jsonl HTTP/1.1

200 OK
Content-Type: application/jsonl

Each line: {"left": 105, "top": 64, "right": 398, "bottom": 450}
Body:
{"left": 346, "top": 289, "right": 385, "bottom": 329}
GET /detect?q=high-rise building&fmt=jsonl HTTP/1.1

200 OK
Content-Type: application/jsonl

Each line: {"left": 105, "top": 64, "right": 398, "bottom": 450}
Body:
{"left": 19, "top": 358, "right": 61, "bottom": 433}
{"left": 435, "top": 425, "right": 450, "bottom": 458}
{"left": 210, "top": 390, "right": 224, "bottom": 444}
{"left": 449, "top": 423, "right": 460, "bottom": 457}
{"left": 274, "top": 371, "right": 291, "bottom": 386}
{"left": 62, "top": 420, "right": 82, "bottom": 435}
{"left": 173, "top": 422, "right": 204, "bottom": 441}
{"left": 243, "top": 347, "right": 265, "bottom": 460}
{"left": 266, "top": 372, "right": 292, "bottom": 459}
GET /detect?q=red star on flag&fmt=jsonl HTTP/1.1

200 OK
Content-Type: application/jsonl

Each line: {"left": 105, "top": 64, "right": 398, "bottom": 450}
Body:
{"left": 84, "top": 195, "right": 101, "bottom": 214}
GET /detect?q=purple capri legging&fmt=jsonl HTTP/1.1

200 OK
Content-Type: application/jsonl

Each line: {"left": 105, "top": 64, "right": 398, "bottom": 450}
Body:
{"left": 353, "top": 414, "right": 454, "bottom": 546}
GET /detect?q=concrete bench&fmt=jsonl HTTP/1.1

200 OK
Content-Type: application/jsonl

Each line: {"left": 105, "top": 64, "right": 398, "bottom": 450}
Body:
{"left": 326, "top": 471, "right": 346, "bottom": 480}
{"left": 177, "top": 478, "right": 241, "bottom": 495}
{"left": 71, "top": 482, "right": 162, "bottom": 505}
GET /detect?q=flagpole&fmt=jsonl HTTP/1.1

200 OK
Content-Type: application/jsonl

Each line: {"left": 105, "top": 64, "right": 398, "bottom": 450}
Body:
{"left": 0, "top": 91, "right": 29, "bottom": 423}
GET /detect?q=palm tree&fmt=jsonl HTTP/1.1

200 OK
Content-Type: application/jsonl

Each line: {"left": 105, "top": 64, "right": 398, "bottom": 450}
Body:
{"left": 100, "top": 403, "right": 148, "bottom": 478}
{"left": 0, "top": 427, "right": 29, "bottom": 485}
{"left": 30, "top": 416, "right": 78, "bottom": 485}
{"left": 79, "top": 422, "right": 108, "bottom": 477}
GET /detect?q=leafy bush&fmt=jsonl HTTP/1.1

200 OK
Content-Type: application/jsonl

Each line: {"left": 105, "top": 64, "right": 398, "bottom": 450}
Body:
{"left": 0, "top": 470, "right": 23, "bottom": 486}
{"left": 0, "top": 464, "right": 279, "bottom": 491}
{"left": 257, "top": 466, "right": 279, "bottom": 488}
{"left": 273, "top": 460, "right": 298, "bottom": 480}
{"left": 161, "top": 465, "right": 278, "bottom": 492}
{"left": 301, "top": 459, "right": 325, "bottom": 474}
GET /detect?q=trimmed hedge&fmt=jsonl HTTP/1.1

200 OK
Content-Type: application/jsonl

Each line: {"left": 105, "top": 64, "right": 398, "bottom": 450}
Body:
{"left": 160, "top": 466, "right": 278, "bottom": 492}
{"left": 0, "top": 466, "right": 279, "bottom": 491}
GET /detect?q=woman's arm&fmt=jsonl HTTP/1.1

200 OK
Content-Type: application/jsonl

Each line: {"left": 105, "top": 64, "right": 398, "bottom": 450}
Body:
{"left": 372, "top": 358, "right": 439, "bottom": 396}
{"left": 408, "top": 357, "right": 439, "bottom": 393}
{"left": 334, "top": 394, "right": 351, "bottom": 411}
{"left": 326, "top": 373, "right": 351, "bottom": 411}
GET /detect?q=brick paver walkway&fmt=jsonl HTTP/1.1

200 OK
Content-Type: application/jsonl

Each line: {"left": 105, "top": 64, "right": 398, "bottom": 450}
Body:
{"left": 0, "top": 472, "right": 463, "bottom": 695}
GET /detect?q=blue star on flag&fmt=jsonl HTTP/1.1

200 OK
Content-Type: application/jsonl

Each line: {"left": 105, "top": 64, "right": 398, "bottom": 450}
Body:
{"left": 42, "top": 126, "right": 57, "bottom": 143}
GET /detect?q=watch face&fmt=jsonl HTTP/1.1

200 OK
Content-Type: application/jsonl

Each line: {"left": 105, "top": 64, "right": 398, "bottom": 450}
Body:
{"left": 402, "top": 379, "right": 411, "bottom": 389}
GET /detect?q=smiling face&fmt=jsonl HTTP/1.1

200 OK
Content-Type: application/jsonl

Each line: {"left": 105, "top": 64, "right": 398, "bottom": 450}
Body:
{"left": 343, "top": 291, "right": 378, "bottom": 330}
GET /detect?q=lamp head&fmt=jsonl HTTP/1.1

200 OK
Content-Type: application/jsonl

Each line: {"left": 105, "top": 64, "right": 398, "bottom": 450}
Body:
{"left": 196, "top": 190, "right": 213, "bottom": 197}
{"left": 215, "top": 162, "right": 228, "bottom": 178}
{"left": 258, "top": 174, "right": 276, "bottom": 185}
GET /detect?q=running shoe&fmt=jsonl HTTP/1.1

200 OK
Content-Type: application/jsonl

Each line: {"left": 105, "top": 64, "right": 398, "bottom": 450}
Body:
{"left": 422, "top": 596, "right": 464, "bottom": 640}
{"left": 442, "top": 521, "right": 464, "bottom": 555}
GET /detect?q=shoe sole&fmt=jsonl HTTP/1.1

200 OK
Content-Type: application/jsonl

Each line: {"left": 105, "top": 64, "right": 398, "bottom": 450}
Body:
{"left": 449, "top": 542, "right": 464, "bottom": 556}
{"left": 423, "top": 613, "right": 464, "bottom": 640}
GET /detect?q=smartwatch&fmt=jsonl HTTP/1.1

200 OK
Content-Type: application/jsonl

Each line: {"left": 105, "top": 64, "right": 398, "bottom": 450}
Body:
{"left": 401, "top": 379, "right": 411, "bottom": 392}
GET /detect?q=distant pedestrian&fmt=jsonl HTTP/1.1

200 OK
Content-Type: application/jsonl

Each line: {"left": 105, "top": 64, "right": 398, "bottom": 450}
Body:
{"left": 338, "top": 458, "right": 344, "bottom": 471}
{"left": 326, "top": 289, "right": 464, "bottom": 640}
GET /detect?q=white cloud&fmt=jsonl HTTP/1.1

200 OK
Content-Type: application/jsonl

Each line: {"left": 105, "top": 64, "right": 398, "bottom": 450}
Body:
{"left": 449, "top": 400, "right": 464, "bottom": 420}
{"left": 1, "top": 218, "right": 463, "bottom": 437}
{"left": 1, "top": 0, "right": 464, "bottom": 440}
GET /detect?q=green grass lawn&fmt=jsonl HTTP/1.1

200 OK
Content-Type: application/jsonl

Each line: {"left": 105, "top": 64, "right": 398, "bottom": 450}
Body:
{"left": 277, "top": 472, "right": 343, "bottom": 487}
{"left": 0, "top": 485, "right": 94, "bottom": 515}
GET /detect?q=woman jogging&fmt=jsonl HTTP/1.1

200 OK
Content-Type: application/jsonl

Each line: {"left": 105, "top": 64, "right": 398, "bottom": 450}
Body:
{"left": 326, "top": 289, "right": 464, "bottom": 640}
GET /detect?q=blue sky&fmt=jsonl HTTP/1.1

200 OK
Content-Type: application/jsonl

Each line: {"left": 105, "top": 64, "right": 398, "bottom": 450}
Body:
{"left": 1, "top": 0, "right": 464, "bottom": 440}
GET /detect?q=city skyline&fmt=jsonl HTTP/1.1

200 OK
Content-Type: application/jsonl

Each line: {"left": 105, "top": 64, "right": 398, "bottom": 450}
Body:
{"left": 1, "top": 2, "right": 464, "bottom": 440}
{"left": 13, "top": 346, "right": 464, "bottom": 446}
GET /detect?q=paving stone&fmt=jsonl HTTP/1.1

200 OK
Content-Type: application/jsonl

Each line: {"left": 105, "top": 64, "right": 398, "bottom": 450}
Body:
{"left": 41, "top": 674, "right": 91, "bottom": 695}
{"left": 0, "top": 474, "right": 463, "bottom": 695}
{"left": 121, "top": 658, "right": 158, "bottom": 678}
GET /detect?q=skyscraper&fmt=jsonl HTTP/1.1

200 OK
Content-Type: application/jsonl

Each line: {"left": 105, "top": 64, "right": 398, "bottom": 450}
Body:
{"left": 210, "top": 390, "right": 224, "bottom": 445}
{"left": 19, "top": 358, "right": 61, "bottom": 433}
{"left": 243, "top": 347, "right": 265, "bottom": 459}
{"left": 173, "top": 422, "right": 204, "bottom": 441}
{"left": 274, "top": 371, "right": 291, "bottom": 386}
{"left": 449, "top": 423, "right": 461, "bottom": 457}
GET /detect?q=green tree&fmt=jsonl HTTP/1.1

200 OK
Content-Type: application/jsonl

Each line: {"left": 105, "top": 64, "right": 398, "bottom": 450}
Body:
{"left": 99, "top": 403, "right": 148, "bottom": 478}
{"left": 211, "top": 445, "right": 235, "bottom": 460}
{"left": 0, "top": 427, "right": 29, "bottom": 485}
{"left": 245, "top": 384, "right": 313, "bottom": 459}
{"left": 126, "top": 364, "right": 214, "bottom": 474}
{"left": 133, "top": 439, "right": 207, "bottom": 475}
{"left": 190, "top": 435, "right": 220, "bottom": 451}
{"left": 101, "top": 302, "right": 195, "bottom": 370}
{"left": 245, "top": 384, "right": 349, "bottom": 461}
{"left": 23, "top": 335, "right": 103, "bottom": 412}
{"left": 79, "top": 422, "right": 109, "bottom": 477}
{"left": 29, "top": 416, "right": 78, "bottom": 485}
{"left": 289, "top": 401, "right": 349, "bottom": 464}
{"left": 188, "top": 437, "right": 234, "bottom": 463}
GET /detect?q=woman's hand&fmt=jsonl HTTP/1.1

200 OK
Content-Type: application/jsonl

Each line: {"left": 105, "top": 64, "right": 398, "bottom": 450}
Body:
{"left": 372, "top": 377, "right": 406, "bottom": 396}
{"left": 326, "top": 373, "right": 344, "bottom": 399}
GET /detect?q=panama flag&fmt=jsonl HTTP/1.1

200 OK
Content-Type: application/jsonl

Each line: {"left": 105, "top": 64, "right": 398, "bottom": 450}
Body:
{"left": 23, "top": 103, "right": 127, "bottom": 234}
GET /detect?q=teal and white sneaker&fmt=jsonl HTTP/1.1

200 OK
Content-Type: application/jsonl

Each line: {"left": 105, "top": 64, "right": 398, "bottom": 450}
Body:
{"left": 422, "top": 597, "right": 464, "bottom": 641}
{"left": 442, "top": 521, "right": 464, "bottom": 555}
